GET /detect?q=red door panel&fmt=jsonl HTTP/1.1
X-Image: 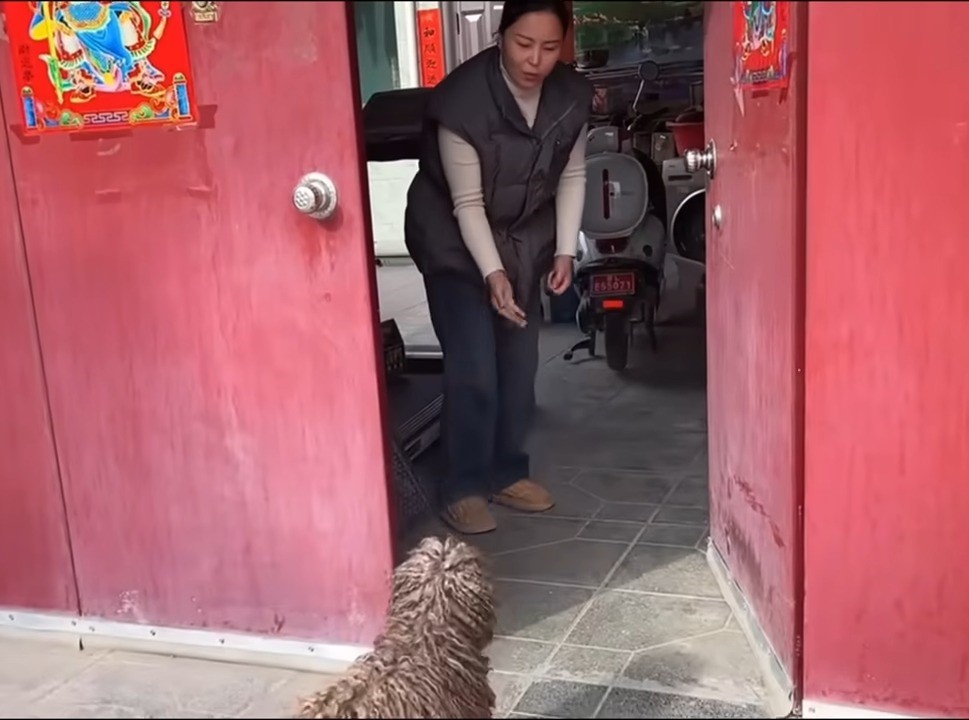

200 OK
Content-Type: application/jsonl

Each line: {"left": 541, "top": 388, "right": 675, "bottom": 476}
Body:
{"left": 0, "top": 103, "right": 77, "bottom": 614}
{"left": 703, "top": 1, "right": 806, "bottom": 691}
{"left": 804, "top": 3, "right": 969, "bottom": 715}
{"left": 0, "top": 2, "right": 393, "bottom": 644}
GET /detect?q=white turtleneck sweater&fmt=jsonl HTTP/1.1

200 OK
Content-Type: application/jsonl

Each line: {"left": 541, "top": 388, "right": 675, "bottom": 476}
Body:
{"left": 437, "top": 63, "right": 588, "bottom": 280}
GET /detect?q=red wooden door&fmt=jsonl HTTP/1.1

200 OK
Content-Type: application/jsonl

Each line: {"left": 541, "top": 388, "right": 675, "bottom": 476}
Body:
{"left": 0, "top": 3, "right": 394, "bottom": 644}
{"left": 803, "top": 3, "right": 969, "bottom": 716}
{"left": 702, "top": 2, "right": 806, "bottom": 706}
{"left": 0, "top": 103, "right": 77, "bottom": 614}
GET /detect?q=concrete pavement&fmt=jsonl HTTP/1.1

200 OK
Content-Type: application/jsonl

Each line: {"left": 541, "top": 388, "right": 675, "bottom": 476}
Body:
{"left": 0, "top": 633, "right": 334, "bottom": 718}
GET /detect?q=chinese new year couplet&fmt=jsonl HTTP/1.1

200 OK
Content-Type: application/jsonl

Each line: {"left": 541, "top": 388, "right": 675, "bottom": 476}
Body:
{"left": 4, "top": 1, "right": 200, "bottom": 135}
{"left": 417, "top": 8, "right": 445, "bottom": 88}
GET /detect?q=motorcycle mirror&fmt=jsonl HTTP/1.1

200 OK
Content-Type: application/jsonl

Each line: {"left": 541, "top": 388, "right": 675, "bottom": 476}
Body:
{"left": 638, "top": 60, "right": 660, "bottom": 82}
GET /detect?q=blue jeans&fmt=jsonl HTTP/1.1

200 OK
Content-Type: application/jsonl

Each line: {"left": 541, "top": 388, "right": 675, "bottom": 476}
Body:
{"left": 424, "top": 274, "right": 541, "bottom": 505}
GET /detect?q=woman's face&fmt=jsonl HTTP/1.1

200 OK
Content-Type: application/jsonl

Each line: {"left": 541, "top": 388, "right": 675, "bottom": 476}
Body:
{"left": 500, "top": 10, "right": 565, "bottom": 90}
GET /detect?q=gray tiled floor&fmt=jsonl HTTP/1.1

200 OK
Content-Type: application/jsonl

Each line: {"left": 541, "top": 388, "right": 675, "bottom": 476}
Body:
{"left": 384, "top": 263, "right": 770, "bottom": 718}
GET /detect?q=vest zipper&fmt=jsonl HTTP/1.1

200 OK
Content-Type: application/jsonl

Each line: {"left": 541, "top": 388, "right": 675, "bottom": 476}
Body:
{"left": 509, "top": 98, "right": 581, "bottom": 232}
{"left": 538, "top": 100, "right": 578, "bottom": 142}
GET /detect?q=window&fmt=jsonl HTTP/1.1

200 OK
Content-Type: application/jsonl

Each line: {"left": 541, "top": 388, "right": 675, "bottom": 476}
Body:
{"left": 354, "top": 1, "right": 401, "bottom": 105}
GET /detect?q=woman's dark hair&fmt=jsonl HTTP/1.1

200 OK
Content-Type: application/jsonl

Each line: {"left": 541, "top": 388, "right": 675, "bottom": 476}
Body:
{"left": 497, "top": 0, "right": 572, "bottom": 37}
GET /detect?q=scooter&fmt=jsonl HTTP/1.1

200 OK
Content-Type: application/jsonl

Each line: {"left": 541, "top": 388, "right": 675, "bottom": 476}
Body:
{"left": 563, "top": 125, "right": 669, "bottom": 371}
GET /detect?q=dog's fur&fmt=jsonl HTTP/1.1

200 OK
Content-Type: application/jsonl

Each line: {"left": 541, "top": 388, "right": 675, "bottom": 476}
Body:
{"left": 297, "top": 535, "right": 496, "bottom": 719}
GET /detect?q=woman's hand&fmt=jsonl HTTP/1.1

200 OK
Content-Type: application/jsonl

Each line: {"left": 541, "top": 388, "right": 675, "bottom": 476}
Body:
{"left": 547, "top": 255, "right": 574, "bottom": 296}
{"left": 486, "top": 270, "right": 528, "bottom": 328}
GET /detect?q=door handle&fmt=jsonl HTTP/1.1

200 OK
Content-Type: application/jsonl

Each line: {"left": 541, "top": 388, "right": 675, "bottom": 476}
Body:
{"left": 293, "top": 172, "right": 338, "bottom": 220}
{"left": 684, "top": 139, "right": 717, "bottom": 179}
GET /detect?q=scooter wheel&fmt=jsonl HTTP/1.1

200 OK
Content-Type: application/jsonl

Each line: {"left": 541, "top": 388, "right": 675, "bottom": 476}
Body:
{"left": 604, "top": 314, "right": 630, "bottom": 371}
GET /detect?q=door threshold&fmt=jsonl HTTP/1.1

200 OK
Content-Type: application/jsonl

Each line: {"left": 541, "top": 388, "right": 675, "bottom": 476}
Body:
{"left": 0, "top": 607, "right": 369, "bottom": 674}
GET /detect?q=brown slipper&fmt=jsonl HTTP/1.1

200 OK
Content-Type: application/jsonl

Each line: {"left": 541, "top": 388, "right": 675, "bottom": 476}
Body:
{"left": 441, "top": 496, "right": 497, "bottom": 535}
{"left": 492, "top": 479, "right": 555, "bottom": 513}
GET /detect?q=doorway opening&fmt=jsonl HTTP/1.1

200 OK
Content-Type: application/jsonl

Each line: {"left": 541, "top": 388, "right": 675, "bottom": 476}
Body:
{"left": 355, "top": 2, "right": 786, "bottom": 718}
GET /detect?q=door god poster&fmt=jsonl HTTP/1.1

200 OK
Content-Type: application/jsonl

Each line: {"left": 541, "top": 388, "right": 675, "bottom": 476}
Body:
{"left": 4, "top": 2, "right": 200, "bottom": 135}
{"left": 733, "top": 1, "right": 791, "bottom": 91}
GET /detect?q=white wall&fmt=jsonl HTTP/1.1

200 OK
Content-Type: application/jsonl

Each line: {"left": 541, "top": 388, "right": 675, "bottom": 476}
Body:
{"left": 369, "top": 160, "right": 419, "bottom": 258}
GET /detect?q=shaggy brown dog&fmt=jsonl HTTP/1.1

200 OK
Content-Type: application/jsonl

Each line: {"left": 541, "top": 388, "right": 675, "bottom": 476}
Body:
{"left": 296, "top": 534, "right": 496, "bottom": 719}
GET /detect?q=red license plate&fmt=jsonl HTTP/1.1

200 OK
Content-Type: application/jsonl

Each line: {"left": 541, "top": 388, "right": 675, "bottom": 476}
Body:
{"left": 590, "top": 271, "right": 636, "bottom": 297}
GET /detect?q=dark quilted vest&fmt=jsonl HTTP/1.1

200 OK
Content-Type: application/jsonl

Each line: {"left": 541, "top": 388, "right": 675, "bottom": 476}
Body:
{"left": 404, "top": 46, "right": 593, "bottom": 302}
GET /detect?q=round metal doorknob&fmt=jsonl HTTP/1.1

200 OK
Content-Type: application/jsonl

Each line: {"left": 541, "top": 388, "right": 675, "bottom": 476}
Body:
{"left": 684, "top": 139, "right": 717, "bottom": 179}
{"left": 293, "top": 172, "right": 338, "bottom": 220}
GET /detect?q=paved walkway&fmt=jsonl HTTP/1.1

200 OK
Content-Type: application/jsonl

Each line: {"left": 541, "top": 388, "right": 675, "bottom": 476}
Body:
{"left": 1, "top": 630, "right": 764, "bottom": 719}
{"left": 0, "top": 634, "right": 333, "bottom": 718}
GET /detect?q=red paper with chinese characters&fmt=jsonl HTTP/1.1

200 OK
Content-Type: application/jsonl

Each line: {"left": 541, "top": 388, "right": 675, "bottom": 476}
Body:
{"left": 4, "top": 1, "right": 199, "bottom": 135}
{"left": 417, "top": 8, "right": 444, "bottom": 88}
{"left": 733, "top": 1, "right": 791, "bottom": 90}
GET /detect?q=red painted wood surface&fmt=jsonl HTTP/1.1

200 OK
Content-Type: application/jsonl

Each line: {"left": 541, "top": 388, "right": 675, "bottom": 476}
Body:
{"left": 0, "top": 2, "right": 394, "bottom": 644}
{"left": 704, "top": 1, "right": 805, "bottom": 685}
{"left": 804, "top": 3, "right": 969, "bottom": 715}
{"left": 0, "top": 99, "right": 78, "bottom": 614}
